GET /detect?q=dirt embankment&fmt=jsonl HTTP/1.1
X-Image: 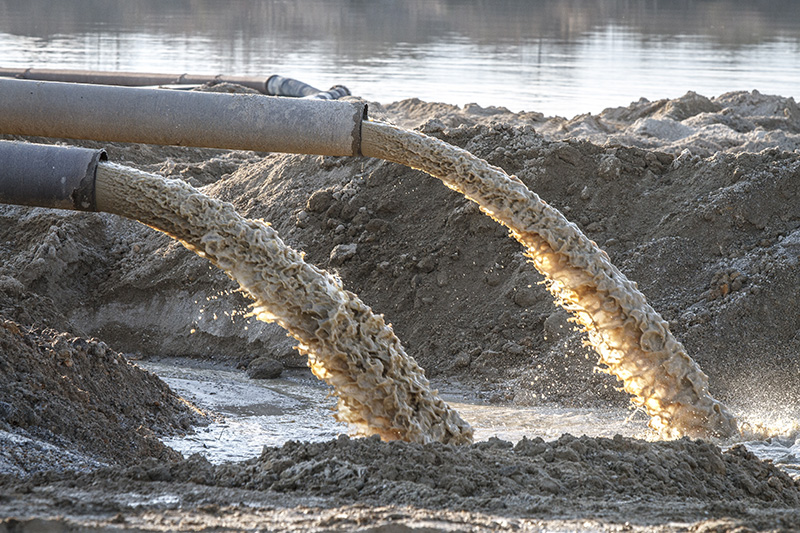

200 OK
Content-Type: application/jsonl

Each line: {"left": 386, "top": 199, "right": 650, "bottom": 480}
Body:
{"left": 1, "top": 89, "right": 800, "bottom": 531}
{"left": 2, "top": 433, "right": 798, "bottom": 532}
{"left": 0, "top": 317, "right": 207, "bottom": 474}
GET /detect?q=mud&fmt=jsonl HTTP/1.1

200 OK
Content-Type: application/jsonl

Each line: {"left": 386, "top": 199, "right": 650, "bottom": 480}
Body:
{"left": 0, "top": 318, "right": 206, "bottom": 474}
{"left": 2, "top": 88, "right": 800, "bottom": 530}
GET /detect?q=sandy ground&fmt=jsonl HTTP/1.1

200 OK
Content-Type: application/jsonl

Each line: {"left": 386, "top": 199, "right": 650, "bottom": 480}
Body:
{"left": 2, "top": 88, "right": 800, "bottom": 531}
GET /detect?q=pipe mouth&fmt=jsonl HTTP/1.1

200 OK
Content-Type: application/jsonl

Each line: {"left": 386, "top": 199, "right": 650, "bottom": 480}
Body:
{"left": 0, "top": 141, "right": 106, "bottom": 212}
{"left": 82, "top": 149, "right": 108, "bottom": 211}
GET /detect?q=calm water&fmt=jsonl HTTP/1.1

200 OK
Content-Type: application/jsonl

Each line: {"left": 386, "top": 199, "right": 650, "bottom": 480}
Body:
{"left": 2, "top": 0, "right": 800, "bottom": 116}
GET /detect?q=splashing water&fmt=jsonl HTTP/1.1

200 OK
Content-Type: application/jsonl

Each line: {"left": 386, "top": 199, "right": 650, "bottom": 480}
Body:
{"left": 360, "top": 120, "right": 738, "bottom": 439}
{"left": 94, "top": 161, "right": 472, "bottom": 445}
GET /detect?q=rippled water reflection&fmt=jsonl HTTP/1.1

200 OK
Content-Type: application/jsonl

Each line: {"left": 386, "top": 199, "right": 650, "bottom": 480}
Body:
{"left": 2, "top": 0, "right": 800, "bottom": 115}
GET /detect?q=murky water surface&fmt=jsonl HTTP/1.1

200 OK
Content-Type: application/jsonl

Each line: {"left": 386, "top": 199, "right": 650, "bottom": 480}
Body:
{"left": 142, "top": 361, "right": 800, "bottom": 479}
{"left": 142, "top": 360, "right": 648, "bottom": 461}
{"left": 141, "top": 361, "right": 349, "bottom": 463}
{"left": 2, "top": 0, "right": 800, "bottom": 116}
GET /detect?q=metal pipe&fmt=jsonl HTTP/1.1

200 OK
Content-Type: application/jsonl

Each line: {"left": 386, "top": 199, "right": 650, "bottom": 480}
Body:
{"left": 0, "top": 67, "right": 271, "bottom": 93}
{"left": 0, "top": 68, "right": 351, "bottom": 99}
{"left": 0, "top": 141, "right": 106, "bottom": 211}
{"left": 266, "top": 74, "right": 325, "bottom": 97}
{"left": 0, "top": 78, "right": 367, "bottom": 157}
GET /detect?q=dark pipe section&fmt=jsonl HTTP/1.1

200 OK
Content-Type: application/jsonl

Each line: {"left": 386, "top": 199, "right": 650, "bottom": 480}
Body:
{"left": 265, "top": 74, "right": 323, "bottom": 97}
{"left": 0, "top": 141, "right": 106, "bottom": 211}
{"left": 265, "top": 74, "right": 351, "bottom": 100}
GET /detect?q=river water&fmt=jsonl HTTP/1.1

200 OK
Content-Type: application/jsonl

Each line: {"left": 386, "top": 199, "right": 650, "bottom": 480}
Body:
{"left": 2, "top": 0, "right": 800, "bottom": 116}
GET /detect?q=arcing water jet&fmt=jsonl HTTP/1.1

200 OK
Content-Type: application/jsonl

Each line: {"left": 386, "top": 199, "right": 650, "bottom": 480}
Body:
{"left": 360, "top": 121, "right": 738, "bottom": 439}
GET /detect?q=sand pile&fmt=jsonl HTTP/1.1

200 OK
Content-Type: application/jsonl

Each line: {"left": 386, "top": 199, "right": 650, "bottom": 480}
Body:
{"left": 539, "top": 90, "right": 800, "bottom": 157}
{"left": 193, "top": 433, "right": 800, "bottom": 509}
{"left": 0, "top": 317, "right": 206, "bottom": 474}
{"left": 2, "top": 434, "right": 797, "bottom": 531}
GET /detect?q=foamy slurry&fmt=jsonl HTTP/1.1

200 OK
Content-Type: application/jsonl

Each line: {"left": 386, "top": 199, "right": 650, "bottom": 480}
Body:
{"left": 94, "top": 162, "right": 472, "bottom": 445}
{"left": 361, "top": 120, "right": 738, "bottom": 439}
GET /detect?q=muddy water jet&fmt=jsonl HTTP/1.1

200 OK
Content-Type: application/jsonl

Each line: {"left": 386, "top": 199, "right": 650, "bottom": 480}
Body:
{"left": 94, "top": 161, "right": 472, "bottom": 445}
{"left": 360, "top": 120, "right": 738, "bottom": 439}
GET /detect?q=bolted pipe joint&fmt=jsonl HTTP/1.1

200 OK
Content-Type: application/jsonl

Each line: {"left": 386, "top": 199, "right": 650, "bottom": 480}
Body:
{"left": 0, "top": 141, "right": 106, "bottom": 211}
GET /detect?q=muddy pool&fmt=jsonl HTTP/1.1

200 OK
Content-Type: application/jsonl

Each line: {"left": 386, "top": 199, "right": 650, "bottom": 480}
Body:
{"left": 143, "top": 360, "right": 800, "bottom": 483}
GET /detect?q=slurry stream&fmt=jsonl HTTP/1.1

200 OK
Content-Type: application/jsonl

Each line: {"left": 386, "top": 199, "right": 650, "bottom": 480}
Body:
{"left": 361, "top": 121, "right": 737, "bottom": 439}
{"left": 96, "top": 162, "right": 472, "bottom": 445}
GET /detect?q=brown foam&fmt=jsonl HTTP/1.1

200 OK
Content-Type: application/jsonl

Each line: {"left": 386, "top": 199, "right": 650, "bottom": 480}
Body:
{"left": 95, "top": 161, "right": 473, "bottom": 445}
{"left": 361, "top": 120, "right": 738, "bottom": 439}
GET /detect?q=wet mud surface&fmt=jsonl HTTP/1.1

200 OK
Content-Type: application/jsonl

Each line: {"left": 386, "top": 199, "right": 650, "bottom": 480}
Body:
{"left": 3, "top": 433, "right": 799, "bottom": 532}
{"left": 2, "top": 88, "right": 800, "bottom": 530}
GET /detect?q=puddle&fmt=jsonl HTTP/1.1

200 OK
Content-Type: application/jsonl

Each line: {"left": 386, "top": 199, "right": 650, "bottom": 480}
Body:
{"left": 140, "top": 360, "right": 652, "bottom": 463}
{"left": 743, "top": 437, "right": 800, "bottom": 478}
{"left": 122, "top": 493, "right": 181, "bottom": 509}
{"left": 446, "top": 401, "right": 652, "bottom": 443}
{"left": 141, "top": 360, "right": 800, "bottom": 479}
{"left": 140, "top": 360, "right": 349, "bottom": 463}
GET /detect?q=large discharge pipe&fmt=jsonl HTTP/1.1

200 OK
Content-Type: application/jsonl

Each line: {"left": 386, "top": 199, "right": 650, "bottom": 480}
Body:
{"left": 0, "top": 78, "right": 365, "bottom": 157}
{"left": 0, "top": 141, "right": 106, "bottom": 211}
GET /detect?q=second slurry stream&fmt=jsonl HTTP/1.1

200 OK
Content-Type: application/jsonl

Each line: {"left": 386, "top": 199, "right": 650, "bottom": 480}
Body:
{"left": 361, "top": 121, "right": 737, "bottom": 439}
{"left": 95, "top": 119, "right": 744, "bottom": 443}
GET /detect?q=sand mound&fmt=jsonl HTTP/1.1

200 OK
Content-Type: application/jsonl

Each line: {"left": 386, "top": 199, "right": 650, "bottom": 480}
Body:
{"left": 0, "top": 316, "right": 206, "bottom": 474}
{"left": 3, "top": 434, "right": 797, "bottom": 531}
{"left": 212, "top": 434, "right": 799, "bottom": 509}
{"left": 538, "top": 90, "right": 800, "bottom": 157}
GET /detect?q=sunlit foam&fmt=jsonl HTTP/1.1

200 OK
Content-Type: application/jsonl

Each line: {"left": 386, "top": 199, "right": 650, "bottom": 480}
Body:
{"left": 361, "top": 120, "right": 738, "bottom": 440}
